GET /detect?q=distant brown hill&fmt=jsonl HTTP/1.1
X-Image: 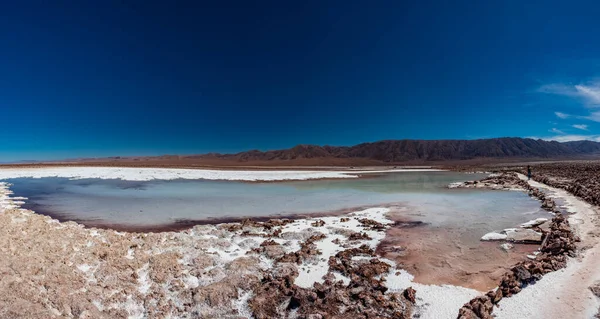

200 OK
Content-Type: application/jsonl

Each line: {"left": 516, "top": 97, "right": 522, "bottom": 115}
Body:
{"left": 185, "top": 138, "right": 600, "bottom": 163}
{"left": 8, "top": 138, "right": 600, "bottom": 168}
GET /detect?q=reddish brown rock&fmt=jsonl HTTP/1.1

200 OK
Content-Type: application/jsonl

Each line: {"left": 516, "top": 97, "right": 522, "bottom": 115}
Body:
{"left": 277, "top": 234, "right": 326, "bottom": 264}
{"left": 357, "top": 218, "right": 387, "bottom": 231}
{"left": 311, "top": 219, "right": 326, "bottom": 227}
{"left": 348, "top": 232, "right": 372, "bottom": 241}
{"left": 250, "top": 245, "right": 415, "bottom": 319}
{"left": 403, "top": 287, "right": 416, "bottom": 303}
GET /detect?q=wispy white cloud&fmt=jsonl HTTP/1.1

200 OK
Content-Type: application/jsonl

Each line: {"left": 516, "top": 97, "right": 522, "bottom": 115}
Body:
{"left": 583, "top": 111, "right": 600, "bottom": 122}
{"left": 539, "top": 82, "right": 600, "bottom": 106}
{"left": 539, "top": 84, "right": 579, "bottom": 97}
{"left": 552, "top": 111, "right": 600, "bottom": 123}
{"left": 539, "top": 80, "right": 600, "bottom": 134}
{"left": 529, "top": 135, "right": 600, "bottom": 142}
{"left": 555, "top": 111, "right": 570, "bottom": 119}
{"left": 575, "top": 84, "right": 600, "bottom": 105}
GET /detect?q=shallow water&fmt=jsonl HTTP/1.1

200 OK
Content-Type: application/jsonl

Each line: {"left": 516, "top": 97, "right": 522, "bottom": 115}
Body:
{"left": 4, "top": 172, "right": 547, "bottom": 232}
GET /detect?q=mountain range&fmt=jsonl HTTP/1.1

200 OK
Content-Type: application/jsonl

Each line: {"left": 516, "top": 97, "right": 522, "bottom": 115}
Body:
{"left": 201, "top": 138, "right": 600, "bottom": 162}
{"left": 15, "top": 138, "right": 600, "bottom": 167}
{"left": 136, "top": 138, "right": 600, "bottom": 165}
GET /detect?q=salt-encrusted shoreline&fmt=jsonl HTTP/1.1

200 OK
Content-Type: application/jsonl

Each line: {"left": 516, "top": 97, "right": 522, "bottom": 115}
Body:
{"left": 493, "top": 175, "right": 600, "bottom": 319}
{"left": 0, "top": 181, "right": 479, "bottom": 319}
{"left": 7, "top": 169, "right": 597, "bottom": 318}
{"left": 451, "top": 172, "right": 600, "bottom": 319}
{"left": 0, "top": 166, "right": 443, "bottom": 182}
{"left": 3, "top": 169, "right": 589, "bottom": 318}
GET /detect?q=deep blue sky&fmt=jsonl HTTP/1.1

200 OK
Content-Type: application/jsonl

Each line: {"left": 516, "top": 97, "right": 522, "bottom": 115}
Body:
{"left": 2, "top": 1, "right": 600, "bottom": 161}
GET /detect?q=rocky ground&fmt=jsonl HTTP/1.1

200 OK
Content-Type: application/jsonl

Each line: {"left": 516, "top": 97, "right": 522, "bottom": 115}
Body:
{"left": 523, "top": 162, "right": 600, "bottom": 207}
{"left": 0, "top": 182, "right": 417, "bottom": 319}
{"left": 459, "top": 161, "right": 600, "bottom": 209}
{"left": 448, "top": 173, "right": 528, "bottom": 191}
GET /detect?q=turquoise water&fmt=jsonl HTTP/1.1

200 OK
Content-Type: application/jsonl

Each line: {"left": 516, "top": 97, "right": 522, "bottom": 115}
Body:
{"left": 4, "top": 172, "right": 547, "bottom": 230}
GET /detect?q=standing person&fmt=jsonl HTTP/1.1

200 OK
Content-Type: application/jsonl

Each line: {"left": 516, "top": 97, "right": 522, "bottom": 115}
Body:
{"left": 527, "top": 165, "right": 532, "bottom": 180}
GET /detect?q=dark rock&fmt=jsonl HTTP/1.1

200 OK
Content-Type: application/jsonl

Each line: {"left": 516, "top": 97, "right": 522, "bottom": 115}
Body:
{"left": 589, "top": 281, "right": 600, "bottom": 298}
{"left": 403, "top": 287, "right": 416, "bottom": 303}
{"left": 512, "top": 265, "right": 532, "bottom": 282}
{"left": 277, "top": 234, "right": 326, "bottom": 264}
{"left": 348, "top": 232, "right": 372, "bottom": 241}
{"left": 311, "top": 219, "right": 326, "bottom": 227}
{"left": 250, "top": 244, "right": 414, "bottom": 319}
{"left": 357, "top": 218, "right": 387, "bottom": 231}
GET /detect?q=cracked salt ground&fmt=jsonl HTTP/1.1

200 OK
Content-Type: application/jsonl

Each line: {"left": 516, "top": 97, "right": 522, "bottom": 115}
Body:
{"left": 249, "top": 208, "right": 482, "bottom": 319}
{"left": 281, "top": 208, "right": 393, "bottom": 288}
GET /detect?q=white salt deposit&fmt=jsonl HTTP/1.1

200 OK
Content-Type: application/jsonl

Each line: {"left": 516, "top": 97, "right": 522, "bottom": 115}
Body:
{"left": 520, "top": 218, "right": 548, "bottom": 228}
{"left": 183, "top": 275, "right": 200, "bottom": 289}
{"left": 125, "top": 248, "right": 135, "bottom": 260}
{"left": 234, "top": 289, "right": 253, "bottom": 318}
{"left": 0, "top": 166, "right": 442, "bottom": 182}
{"left": 136, "top": 263, "right": 152, "bottom": 294}
{"left": 77, "top": 264, "right": 93, "bottom": 273}
{"left": 385, "top": 269, "right": 481, "bottom": 319}
{"left": 123, "top": 295, "right": 145, "bottom": 319}
{"left": 481, "top": 232, "right": 507, "bottom": 241}
{"left": 447, "top": 182, "right": 464, "bottom": 189}
{"left": 0, "top": 183, "right": 20, "bottom": 212}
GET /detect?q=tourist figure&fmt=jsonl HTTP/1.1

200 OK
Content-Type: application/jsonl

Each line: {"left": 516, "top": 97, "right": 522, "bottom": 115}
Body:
{"left": 527, "top": 165, "right": 532, "bottom": 180}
